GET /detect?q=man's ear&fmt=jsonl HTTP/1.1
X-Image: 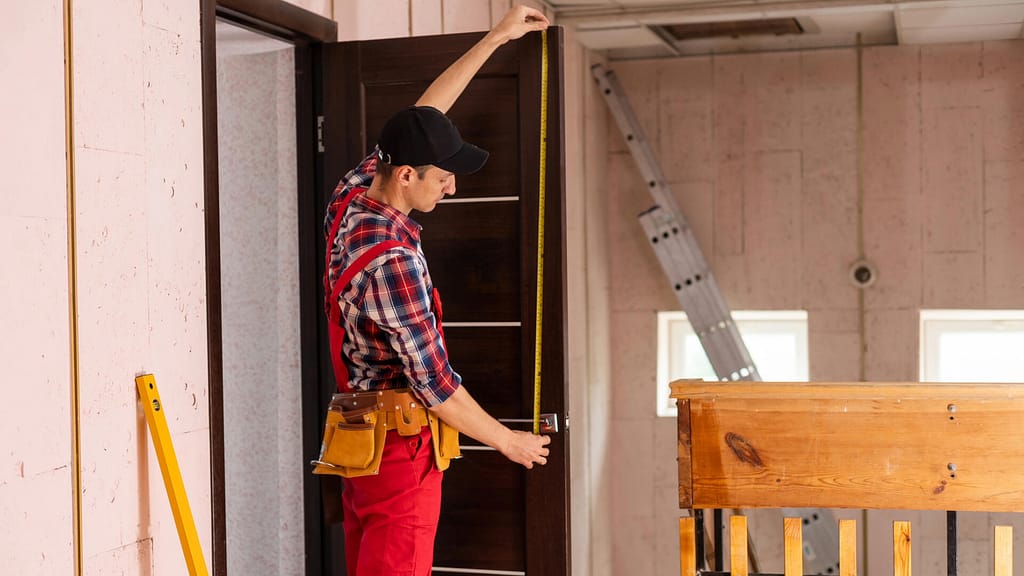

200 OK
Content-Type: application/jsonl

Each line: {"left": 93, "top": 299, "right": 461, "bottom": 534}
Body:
{"left": 396, "top": 165, "right": 416, "bottom": 186}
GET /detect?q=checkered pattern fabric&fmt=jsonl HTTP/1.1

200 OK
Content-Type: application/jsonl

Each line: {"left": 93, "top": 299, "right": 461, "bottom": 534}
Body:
{"left": 323, "top": 149, "right": 461, "bottom": 407}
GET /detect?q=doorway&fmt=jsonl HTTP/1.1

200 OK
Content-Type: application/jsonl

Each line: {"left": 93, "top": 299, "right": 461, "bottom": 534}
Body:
{"left": 201, "top": 1, "right": 336, "bottom": 574}
{"left": 214, "top": 18, "right": 302, "bottom": 574}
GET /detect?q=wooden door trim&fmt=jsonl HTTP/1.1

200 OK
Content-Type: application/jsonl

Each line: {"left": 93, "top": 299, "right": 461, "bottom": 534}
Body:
{"left": 200, "top": 2, "right": 336, "bottom": 574}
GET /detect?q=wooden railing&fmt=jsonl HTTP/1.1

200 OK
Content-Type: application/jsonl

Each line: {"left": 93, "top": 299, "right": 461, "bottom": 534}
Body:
{"left": 670, "top": 380, "right": 1024, "bottom": 575}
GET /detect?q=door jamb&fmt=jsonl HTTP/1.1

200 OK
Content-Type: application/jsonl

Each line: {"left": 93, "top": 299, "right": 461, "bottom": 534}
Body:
{"left": 200, "top": 1, "right": 336, "bottom": 574}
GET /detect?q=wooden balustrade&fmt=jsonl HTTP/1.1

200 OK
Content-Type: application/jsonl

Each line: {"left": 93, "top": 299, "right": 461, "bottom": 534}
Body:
{"left": 679, "top": 516, "right": 1014, "bottom": 576}
{"left": 671, "top": 380, "right": 1024, "bottom": 575}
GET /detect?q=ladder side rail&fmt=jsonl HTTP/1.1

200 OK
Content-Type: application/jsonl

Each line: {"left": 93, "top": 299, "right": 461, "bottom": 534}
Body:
{"left": 642, "top": 208, "right": 721, "bottom": 334}
{"left": 640, "top": 214, "right": 739, "bottom": 375}
{"left": 595, "top": 66, "right": 684, "bottom": 217}
{"left": 645, "top": 208, "right": 751, "bottom": 380}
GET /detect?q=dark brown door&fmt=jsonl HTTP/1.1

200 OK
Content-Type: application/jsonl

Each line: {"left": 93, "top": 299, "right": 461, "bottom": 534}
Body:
{"left": 308, "top": 28, "right": 568, "bottom": 576}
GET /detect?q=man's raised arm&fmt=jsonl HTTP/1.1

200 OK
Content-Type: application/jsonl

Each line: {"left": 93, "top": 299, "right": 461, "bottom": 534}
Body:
{"left": 415, "top": 5, "right": 549, "bottom": 114}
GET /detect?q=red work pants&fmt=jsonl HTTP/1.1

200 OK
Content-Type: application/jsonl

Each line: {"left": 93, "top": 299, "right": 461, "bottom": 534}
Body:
{"left": 342, "top": 426, "right": 443, "bottom": 576}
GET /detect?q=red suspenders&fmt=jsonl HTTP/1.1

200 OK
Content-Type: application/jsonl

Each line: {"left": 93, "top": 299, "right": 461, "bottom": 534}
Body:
{"left": 324, "top": 190, "right": 445, "bottom": 392}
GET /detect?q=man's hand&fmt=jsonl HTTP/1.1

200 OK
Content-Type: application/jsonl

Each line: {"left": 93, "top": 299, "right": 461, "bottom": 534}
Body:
{"left": 501, "top": 430, "right": 552, "bottom": 469}
{"left": 488, "top": 5, "right": 551, "bottom": 46}
{"left": 428, "top": 387, "right": 554, "bottom": 469}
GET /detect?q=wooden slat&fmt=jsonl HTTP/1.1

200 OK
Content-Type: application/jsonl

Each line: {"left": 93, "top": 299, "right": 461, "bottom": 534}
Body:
{"left": 673, "top": 381, "right": 1024, "bottom": 511}
{"left": 679, "top": 517, "right": 696, "bottom": 576}
{"left": 894, "top": 521, "right": 912, "bottom": 576}
{"left": 677, "top": 399, "right": 693, "bottom": 508}
{"left": 784, "top": 517, "right": 802, "bottom": 576}
{"left": 731, "top": 515, "right": 748, "bottom": 576}
{"left": 995, "top": 525, "right": 1013, "bottom": 576}
{"left": 839, "top": 519, "right": 857, "bottom": 576}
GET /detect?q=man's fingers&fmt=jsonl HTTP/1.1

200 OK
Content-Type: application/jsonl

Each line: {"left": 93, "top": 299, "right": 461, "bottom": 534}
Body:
{"left": 540, "top": 435, "right": 551, "bottom": 446}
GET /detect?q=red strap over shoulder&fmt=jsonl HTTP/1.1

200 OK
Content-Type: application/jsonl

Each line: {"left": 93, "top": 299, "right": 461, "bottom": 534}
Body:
{"left": 327, "top": 240, "right": 412, "bottom": 391}
{"left": 323, "top": 188, "right": 445, "bottom": 393}
{"left": 324, "top": 190, "right": 416, "bottom": 391}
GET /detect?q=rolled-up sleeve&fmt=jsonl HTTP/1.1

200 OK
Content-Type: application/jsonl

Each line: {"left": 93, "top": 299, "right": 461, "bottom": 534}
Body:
{"left": 362, "top": 250, "right": 461, "bottom": 407}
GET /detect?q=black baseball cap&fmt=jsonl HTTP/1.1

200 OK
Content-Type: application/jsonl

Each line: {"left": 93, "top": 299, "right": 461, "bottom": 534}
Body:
{"left": 377, "top": 106, "right": 489, "bottom": 175}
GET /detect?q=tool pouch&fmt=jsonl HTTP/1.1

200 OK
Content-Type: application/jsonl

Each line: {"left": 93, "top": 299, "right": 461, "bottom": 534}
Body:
{"left": 312, "top": 405, "right": 386, "bottom": 478}
{"left": 428, "top": 413, "right": 462, "bottom": 472}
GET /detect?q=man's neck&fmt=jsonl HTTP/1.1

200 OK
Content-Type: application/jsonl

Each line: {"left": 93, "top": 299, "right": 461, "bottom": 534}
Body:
{"left": 365, "top": 178, "right": 411, "bottom": 215}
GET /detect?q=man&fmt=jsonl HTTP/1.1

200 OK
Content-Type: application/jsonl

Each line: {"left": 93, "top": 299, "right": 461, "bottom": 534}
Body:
{"left": 322, "top": 6, "right": 552, "bottom": 575}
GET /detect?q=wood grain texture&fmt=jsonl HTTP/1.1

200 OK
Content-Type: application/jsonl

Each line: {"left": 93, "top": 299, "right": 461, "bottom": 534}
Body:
{"left": 784, "top": 517, "right": 802, "bottom": 576}
{"left": 995, "top": 525, "right": 1013, "bottom": 576}
{"left": 730, "top": 515, "right": 748, "bottom": 576}
{"left": 677, "top": 399, "right": 693, "bottom": 508}
{"left": 894, "top": 521, "right": 912, "bottom": 576}
{"left": 679, "top": 517, "right": 696, "bottom": 576}
{"left": 840, "top": 519, "right": 857, "bottom": 576}
{"left": 672, "top": 381, "right": 1024, "bottom": 511}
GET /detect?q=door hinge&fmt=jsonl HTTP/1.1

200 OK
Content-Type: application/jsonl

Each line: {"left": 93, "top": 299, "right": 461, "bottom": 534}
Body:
{"left": 317, "top": 115, "right": 325, "bottom": 152}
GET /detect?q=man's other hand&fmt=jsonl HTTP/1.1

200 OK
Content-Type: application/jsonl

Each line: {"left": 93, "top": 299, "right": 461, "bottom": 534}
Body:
{"left": 502, "top": 430, "right": 552, "bottom": 469}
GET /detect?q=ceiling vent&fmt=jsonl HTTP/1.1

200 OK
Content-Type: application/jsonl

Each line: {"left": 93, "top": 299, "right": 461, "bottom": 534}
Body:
{"left": 659, "top": 18, "right": 804, "bottom": 42}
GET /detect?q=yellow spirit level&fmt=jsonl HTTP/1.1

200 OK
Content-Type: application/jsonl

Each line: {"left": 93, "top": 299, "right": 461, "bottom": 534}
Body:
{"left": 135, "top": 373, "right": 209, "bottom": 576}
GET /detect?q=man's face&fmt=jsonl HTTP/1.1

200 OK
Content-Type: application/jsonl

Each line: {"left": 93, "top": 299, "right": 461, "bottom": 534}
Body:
{"left": 408, "top": 166, "right": 456, "bottom": 213}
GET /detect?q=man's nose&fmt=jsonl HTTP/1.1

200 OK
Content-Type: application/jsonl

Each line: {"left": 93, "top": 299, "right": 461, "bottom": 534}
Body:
{"left": 445, "top": 176, "right": 457, "bottom": 196}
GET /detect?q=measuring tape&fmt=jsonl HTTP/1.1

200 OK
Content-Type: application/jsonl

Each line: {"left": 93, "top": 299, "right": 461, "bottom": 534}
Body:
{"left": 532, "top": 29, "right": 548, "bottom": 435}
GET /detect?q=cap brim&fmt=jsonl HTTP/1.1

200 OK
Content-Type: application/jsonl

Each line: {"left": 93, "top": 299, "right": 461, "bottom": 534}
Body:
{"left": 435, "top": 142, "right": 489, "bottom": 175}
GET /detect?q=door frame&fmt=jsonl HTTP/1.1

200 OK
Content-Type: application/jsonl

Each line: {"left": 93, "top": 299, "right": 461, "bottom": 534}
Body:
{"left": 200, "top": 1, "right": 335, "bottom": 574}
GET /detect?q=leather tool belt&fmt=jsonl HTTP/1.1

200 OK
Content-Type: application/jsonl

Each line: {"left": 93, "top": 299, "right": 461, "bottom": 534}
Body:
{"left": 311, "top": 388, "right": 462, "bottom": 478}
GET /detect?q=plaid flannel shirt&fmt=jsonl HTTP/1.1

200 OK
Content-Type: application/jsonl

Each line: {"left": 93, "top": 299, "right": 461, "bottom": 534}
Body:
{"left": 323, "top": 148, "right": 461, "bottom": 407}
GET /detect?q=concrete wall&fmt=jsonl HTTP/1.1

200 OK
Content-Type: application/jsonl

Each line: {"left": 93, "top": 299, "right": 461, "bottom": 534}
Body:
{"left": 603, "top": 41, "right": 1024, "bottom": 575}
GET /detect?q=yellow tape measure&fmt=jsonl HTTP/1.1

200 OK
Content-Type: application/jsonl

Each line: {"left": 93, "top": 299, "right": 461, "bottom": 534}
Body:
{"left": 533, "top": 29, "right": 548, "bottom": 435}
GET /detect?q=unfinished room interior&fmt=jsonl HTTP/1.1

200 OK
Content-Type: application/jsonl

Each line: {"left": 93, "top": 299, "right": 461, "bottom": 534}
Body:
{"left": 4, "top": 0, "right": 1024, "bottom": 575}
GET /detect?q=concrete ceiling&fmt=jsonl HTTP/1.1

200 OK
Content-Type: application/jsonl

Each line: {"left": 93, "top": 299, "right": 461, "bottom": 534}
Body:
{"left": 550, "top": 0, "right": 1024, "bottom": 59}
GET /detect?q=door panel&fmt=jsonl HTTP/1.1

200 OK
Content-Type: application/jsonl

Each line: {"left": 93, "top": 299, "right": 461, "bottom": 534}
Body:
{"left": 436, "top": 453, "right": 526, "bottom": 570}
{"left": 316, "top": 28, "right": 567, "bottom": 576}
{"left": 443, "top": 327, "right": 522, "bottom": 414}
{"left": 420, "top": 201, "right": 520, "bottom": 321}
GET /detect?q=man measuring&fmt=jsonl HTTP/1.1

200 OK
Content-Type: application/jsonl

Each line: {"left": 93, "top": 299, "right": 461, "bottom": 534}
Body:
{"left": 316, "top": 6, "right": 552, "bottom": 575}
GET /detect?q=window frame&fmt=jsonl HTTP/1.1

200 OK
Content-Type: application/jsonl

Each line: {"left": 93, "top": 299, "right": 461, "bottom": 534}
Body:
{"left": 919, "top": 309, "right": 1024, "bottom": 382}
{"left": 656, "top": 310, "right": 809, "bottom": 417}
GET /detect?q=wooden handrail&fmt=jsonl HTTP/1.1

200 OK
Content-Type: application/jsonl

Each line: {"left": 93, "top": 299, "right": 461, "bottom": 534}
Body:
{"left": 670, "top": 379, "right": 1024, "bottom": 512}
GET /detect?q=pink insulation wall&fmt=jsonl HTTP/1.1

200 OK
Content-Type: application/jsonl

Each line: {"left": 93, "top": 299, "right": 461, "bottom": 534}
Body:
{"left": 604, "top": 41, "right": 1024, "bottom": 575}
{"left": 1, "top": 2, "right": 74, "bottom": 572}
{"left": 71, "top": 0, "right": 210, "bottom": 573}
{"left": 2, "top": 0, "right": 332, "bottom": 573}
